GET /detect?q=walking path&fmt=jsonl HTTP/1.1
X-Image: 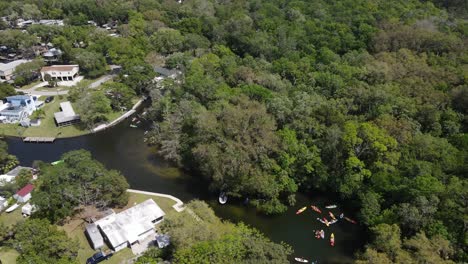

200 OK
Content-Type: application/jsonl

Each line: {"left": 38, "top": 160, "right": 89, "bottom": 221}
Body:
{"left": 92, "top": 98, "right": 144, "bottom": 133}
{"left": 127, "top": 189, "right": 185, "bottom": 212}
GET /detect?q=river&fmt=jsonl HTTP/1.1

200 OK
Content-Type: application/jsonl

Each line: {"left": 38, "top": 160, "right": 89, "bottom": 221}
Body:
{"left": 5, "top": 120, "right": 364, "bottom": 263}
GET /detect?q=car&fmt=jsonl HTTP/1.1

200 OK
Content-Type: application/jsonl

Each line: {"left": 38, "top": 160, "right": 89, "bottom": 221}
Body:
{"left": 45, "top": 96, "right": 54, "bottom": 103}
{"left": 86, "top": 251, "right": 113, "bottom": 264}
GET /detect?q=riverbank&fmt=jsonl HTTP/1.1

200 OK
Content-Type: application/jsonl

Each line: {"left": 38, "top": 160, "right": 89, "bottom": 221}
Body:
{"left": 0, "top": 97, "right": 143, "bottom": 139}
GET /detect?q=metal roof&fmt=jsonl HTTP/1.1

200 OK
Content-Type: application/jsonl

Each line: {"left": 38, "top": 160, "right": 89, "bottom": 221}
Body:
{"left": 54, "top": 102, "right": 80, "bottom": 124}
{"left": 0, "top": 60, "right": 30, "bottom": 72}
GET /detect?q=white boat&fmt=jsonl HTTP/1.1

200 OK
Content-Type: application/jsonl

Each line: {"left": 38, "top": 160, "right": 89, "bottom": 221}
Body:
{"left": 325, "top": 205, "right": 337, "bottom": 209}
{"left": 329, "top": 219, "right": 338, "bottom": 225}
{"left": 218, "top": 192, "right": 227, "bottom": 204}
{"left": 5, "top": 203, "right": 19, "bottom": 213}
{"left": 294, "top": 257, "right": 309, "bottom": 263}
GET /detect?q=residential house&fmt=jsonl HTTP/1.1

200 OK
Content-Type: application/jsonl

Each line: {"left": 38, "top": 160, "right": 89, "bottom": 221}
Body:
{"left": 0, "top": 59, "right": 31, "bottom": 81}
{"left": 0, "top": 95, "right": 42, "bottom": 122}
{"left": 40, "top": 65, "right": 79, "bottom": 82}
{"left": 54, "top": 101, "right": 80, "bottom": 127}
{"left": 0, "top": 166, "right": 33, "bottom": 185}
{"left": 14, "top": 183, "right": 34, "bottom": 203}
{"left": 87, "top": 199, "right": 165, "bottom": 252}
{"left": 42, "top": 48, "right": 62, "bottom": 62}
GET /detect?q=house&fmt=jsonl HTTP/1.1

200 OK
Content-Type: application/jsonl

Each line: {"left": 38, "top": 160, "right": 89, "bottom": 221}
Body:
{"left": 54, "top": 101, "right": 80, "bottom": 127}
{"left": 0, "top": 95, "right": 41, "bottom": 122}
{"left": 0, "top": 59, "right": 31, "bottom": 81}
{"left": 14, "top": 184, "right": 34, "bottom": 203}
{"left": 21, "top": 203, "right": 37, "bottom": 216}
{"left": 85, "top": 223, "right": 105, "bottom": 250}
{"left": 40, "top": 65, "right": 79, "bottom": 82}
{"left": 0, "top": 166, "right": 34, "bottom": 185}
{"left": 88, "top": 199, "right": 165, "bottom": 252}
{"left": 42, "top": 48, "right": 62, "bottom": 62}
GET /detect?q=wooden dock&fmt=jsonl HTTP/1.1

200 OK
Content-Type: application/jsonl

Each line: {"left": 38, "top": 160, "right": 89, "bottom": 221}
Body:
{"left": 23, "top": 137, "right": 55, "bottom": 143}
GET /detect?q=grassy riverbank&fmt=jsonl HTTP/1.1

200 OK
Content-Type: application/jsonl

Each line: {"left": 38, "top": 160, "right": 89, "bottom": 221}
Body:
{"left": 0, "top": 96, "right": 129, "bottom": 139}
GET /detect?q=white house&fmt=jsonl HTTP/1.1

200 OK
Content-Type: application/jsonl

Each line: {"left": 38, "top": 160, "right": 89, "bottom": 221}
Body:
{"left": 14, "top": 184, "right": 34, "bottom": 203}
{"left": 0, "top": 95, "right": 41, "bottom": 122}
{"left": 89, "top": 199, "right": 165, "bottom": 252}
{"left": 0, "top": 166, "right": 33, "bottom": 186}
{"left": 54, "top": 101, "right": 80, "bottom": 127}
{"left": 40, "top": 65, "right": 79, "bottom": 82}
{"left": 0, "top": 59, "right": 31, "bottom": 81}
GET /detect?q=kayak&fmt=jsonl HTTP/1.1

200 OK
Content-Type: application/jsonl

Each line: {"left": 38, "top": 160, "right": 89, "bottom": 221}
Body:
{"left": 130, "top": 124, "right": 138, "bottom": 128}
{"left": 323, "top": 217, "right": 329, "bottom": 226}
{"left": 310, "top": 205, "right": 322, "bottom": 214}
{"left": 296, "top": 207, "right": 307, "bottom": 215}
{"left": 51, "top": 160, "right": 64, "bottom": 165}
{"left": 330, "top": 233, "right": 335, "bottom": 247}
{"left": 294, "top": 257, "right": 308, "bottom": 263}
{"left": 218, "top": 192, "right": 227, "bottom": 204}
{"left": 325, "top": 205, "right": 337, "bottom": 209}
{"left": 344, "top": 217, "right": 357, "bottom": 224}
{"left": 320, "top": 229, "right": 325, "bottom": 239}
{"left": 329, "top": 219, "right": 338, "bottom": 225}
{"left": 339, "top": 213, "right": 344, "bottom": 219}
{"left": 329, "top": 211, "right": 336, "bottom": 220}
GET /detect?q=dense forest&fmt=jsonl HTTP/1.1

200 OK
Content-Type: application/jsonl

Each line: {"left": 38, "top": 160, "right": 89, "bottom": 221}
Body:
{"left": 0, "top": 0, "right": 466, "bottom": 262}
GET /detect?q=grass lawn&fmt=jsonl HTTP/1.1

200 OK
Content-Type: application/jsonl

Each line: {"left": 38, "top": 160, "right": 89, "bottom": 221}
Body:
{"left": 124, "top": 192, "right": 178, "bottom": 215}
{"left": 20, "top": 97, "right": 88, "bottom": 138}
{"left": 0, "top": 208, "right": 26, "bottom": 228}
{"left": 0, "top": 247, "right": 19, "bottom": 264}
{"left": 0, "top": 124, "right": 26, "bottom": 137}
{"left": 35, "top": 86, "right": 69, "bottom": 92}
{"left": 18, "top": 80, "right": 42, "bottom": 90}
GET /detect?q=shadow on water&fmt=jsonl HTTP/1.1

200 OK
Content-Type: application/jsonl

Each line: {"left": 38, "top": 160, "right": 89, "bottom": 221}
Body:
{"left": 5, "top": 119, "right": 365, "bottom": 263}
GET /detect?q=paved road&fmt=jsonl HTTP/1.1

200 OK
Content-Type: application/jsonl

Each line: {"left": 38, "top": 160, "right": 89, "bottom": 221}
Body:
{"left": 16, "top": 75, "right": 114, "bottom": 96}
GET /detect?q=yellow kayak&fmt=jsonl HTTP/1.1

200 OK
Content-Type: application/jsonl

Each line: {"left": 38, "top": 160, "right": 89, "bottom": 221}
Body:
{"left": 296, "top": 207, "right": 307, "bottom": 214}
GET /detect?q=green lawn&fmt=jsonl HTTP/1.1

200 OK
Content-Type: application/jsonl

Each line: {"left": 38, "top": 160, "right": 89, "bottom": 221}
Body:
{"left": 35, "top": 86, "right": 69, "bottom": 92}
{"left": 0, "top": 208, "right": 25, "bottom": 228}
{"left": 20, "top": 97, "right": 89, "bottom": 138}
{"left": 0, "top": 247, "right": 19, "bottom": 264}
{"left": 0, "top": 124, "right": 26, "bottom": 137}
{"left": 125, "top": 192, "right": 178, "bottom": 214}
{"left": 18, "top": 80, "right": 42, "bottom": 90}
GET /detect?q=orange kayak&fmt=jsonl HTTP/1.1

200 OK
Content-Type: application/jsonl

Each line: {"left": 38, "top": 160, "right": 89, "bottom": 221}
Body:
{"left": 296, "top": 206, "right": 307, "bottom": 215}
{"left": 329, "top": 211, "right": 336, "bottom": 220}
{"left": 311, "top": 205, "right": 322, "bottom": 214}
{"left": 344, "top": 217, "right": 357, "bottom": 224}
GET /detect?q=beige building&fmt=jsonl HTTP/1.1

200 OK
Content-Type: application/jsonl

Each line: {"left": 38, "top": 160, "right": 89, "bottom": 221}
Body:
{"left": 40, "top": 65, "right": 79, "bottom": 82}
{"left": 0, "top": 59, "right": 31, "bottom": 81}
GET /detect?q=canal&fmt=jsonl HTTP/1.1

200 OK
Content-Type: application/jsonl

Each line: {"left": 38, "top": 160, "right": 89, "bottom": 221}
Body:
{"left": 6, "top": 120, "right": 364, "bottom": 263}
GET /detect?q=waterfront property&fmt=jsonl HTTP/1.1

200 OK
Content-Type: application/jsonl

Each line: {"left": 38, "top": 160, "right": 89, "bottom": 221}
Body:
{"left": 0, "top": 166, "right": 33, "bottom": 185}
{"left": 0, "top": 95, "right": 43, "bottom": 122}
{"left": 14, "top": 183, "right": 34, "bottom": 203}
{"left": 0, "top": 59, "right": 30, "bottom": 81}
{"left": 54, "top": 101, "right": 80, "bottom": 127}
{"left": 86, "top": 199, "right": 165, "bottom": 252}
{"left": 40, "top": 65, "right": 79, "bottom": 82}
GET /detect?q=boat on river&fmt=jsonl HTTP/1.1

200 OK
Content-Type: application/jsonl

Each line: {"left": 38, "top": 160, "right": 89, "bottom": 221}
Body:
{"left": 294, "top": 257, "right": 309, "bottom": 263}
{"left": 5, "top": 203, "right": 19, "bottom": 213}
{"left": 344, "top": 217, "right": 357, "bottom": 224}
{"left": 329, "top": 211, "right": 336, "bottom": 220}
{"left": 296, "top": 207, "right": 307, "bottom": 214}
{"left": 325, "top": 204, "right": 337, "bottom": 209}
{"left": 329, "top": 219, "right": 338, "bottom": 225}
{"left": 218, "top": 192, "right": 227, "bottom": 204}
{"left": 311, "top": 205, "right": 322, "bottom": 214}
{"left": 330, "top": 233, "right": 335, "bottom": 247}
{"left": 51, "top": 160, "right": 64, "bottom": 165}
{"left": 130, "top": 124, "right": 138, "bottom": 128}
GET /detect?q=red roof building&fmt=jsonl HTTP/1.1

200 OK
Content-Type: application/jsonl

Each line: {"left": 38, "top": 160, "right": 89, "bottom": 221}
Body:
{"left": 16, "top": 184, "right": 34, "bottom": 197}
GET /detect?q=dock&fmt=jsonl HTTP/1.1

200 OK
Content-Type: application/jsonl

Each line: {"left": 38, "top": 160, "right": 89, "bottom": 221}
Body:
{"left": 23, "top": 137, "right": 55, "bottom": 143}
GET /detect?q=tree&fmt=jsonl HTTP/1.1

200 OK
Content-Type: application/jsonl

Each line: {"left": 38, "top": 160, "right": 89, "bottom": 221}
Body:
{"left": 102, "top": 82, "right": 136, "bottom": 110}
{"left": 72, "top": 50, "right": 107, "bottom": 78}
{"left": 0, "top": 83, "right": 17, "bottom": 99}
{"left": 76, "top": 91, "right": 112, "bottom": 128}
{"left": 0, "top": 140, "right": 18, "bottom": 174}
{"left": 15, "top": 169, "right": 32, "bottom": 189}
{"left": 150, "top": 28, "right": 184, "bottom": 54}
{"left": 13, "top": 219, "right": 79, "bottom": 264}
{"left": 32, "top": 150, "right": 129, "bottom": 223}
{"left": 13, "top": 59, "right": 45, "bottom": 86}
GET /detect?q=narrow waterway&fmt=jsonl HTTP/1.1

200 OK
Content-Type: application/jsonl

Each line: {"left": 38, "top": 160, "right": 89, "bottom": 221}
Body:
{"left": 6, "top": 120, "right": 364, "bottom": 263}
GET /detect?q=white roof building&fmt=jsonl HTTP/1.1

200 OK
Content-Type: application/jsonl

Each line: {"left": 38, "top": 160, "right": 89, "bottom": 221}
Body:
{"left": 54, "top": 101, "right": 80, "bottom": 127}
{"left": 0, "top": 59, "right": 31, "bottom": 81}
{"left": 92, "top": 199, "right": 165, "bottom": 252}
